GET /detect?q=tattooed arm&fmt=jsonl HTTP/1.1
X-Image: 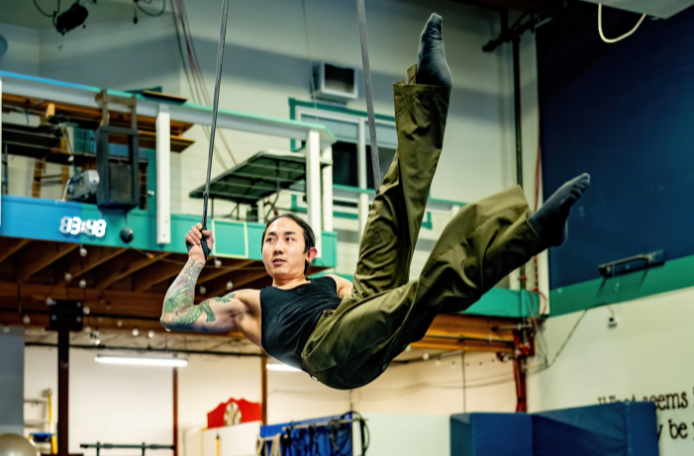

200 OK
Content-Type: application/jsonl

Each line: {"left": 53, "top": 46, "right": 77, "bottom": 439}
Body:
{"left": 161, "top": 224, "right": 262, "bottom": 340}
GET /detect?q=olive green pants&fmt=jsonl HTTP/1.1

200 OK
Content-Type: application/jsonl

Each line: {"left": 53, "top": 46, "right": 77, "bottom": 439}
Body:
{"left": 302, "top": 65, "right": 547, "bottom": 390}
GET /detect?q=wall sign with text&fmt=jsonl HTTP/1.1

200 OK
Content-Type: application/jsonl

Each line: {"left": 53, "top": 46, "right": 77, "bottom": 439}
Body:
{"left": 59, "top": 216, "right": 107, "bottom": 238}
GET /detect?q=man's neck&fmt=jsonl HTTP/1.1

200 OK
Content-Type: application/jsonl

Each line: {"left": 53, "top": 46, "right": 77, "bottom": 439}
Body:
{"left": 272, "top": 275, "right": 310, "bottom": 289}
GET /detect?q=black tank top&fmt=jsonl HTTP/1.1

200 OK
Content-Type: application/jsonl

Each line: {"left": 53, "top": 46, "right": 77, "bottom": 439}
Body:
{"left": 260, "top": 276, "right": 342, "bottom": 370}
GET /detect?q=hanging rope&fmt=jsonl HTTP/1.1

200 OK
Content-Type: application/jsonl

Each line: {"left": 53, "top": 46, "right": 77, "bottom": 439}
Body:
{"left": 355, "top": 0, "right": 381, "bottom": 192}
{"left": 185, "top": 0, "right": 230, "bottom": 260}
{"left": 598, "top": 3, "right": 647, "bottom": 44}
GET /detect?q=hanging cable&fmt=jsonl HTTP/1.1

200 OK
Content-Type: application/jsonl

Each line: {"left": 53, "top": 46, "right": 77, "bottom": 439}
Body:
{"left": 173, "top": 0, "right": 237, "bottom": 166}
{"left": 300, "top": 0, "right": 318, "bottom": 111}
{"left": 136, "top": 0, "right": 166, "bottom": 17}
{"left": 33, "top": 0, "right": 57, "bottom": 17}
{"left": 171, "top": 0, "right": 235, "bottom": 168}
{"left": 598, "top": 3, "right": 646, "bottom": 44}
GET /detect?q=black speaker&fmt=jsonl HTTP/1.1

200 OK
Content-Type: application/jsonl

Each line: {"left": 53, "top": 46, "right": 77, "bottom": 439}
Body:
{"left": 96, "top": 125, "right": 140, "bottom": 211}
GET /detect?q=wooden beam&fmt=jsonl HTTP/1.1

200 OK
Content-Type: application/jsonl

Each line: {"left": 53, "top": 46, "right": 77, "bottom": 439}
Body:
{"left": 411, "top": 337, "right": 513, "bottom": 353}
{"left": 57, "top": 247, "right": 126, "bottom": 285}
{"left": 197, "top": 259, "right": 257, "bottom": 285}
{"left": 133, "top": 261, "right": 186, "bottom": 292}
{"left": 203, "top": 268, "right": 270, "bottom": 298}
{"left": 16, "top": 242, "right": 78, "bottom": 283}
{"left": 136, "top": 258, "right": 259, "bottom": 292}
{"left": 427, "top": 313, "right": 516, "bottom": 341}
{"left": 0, "top": 238, "right": 31, "bottom": 264}
{"left": 94, "top": 251, "right": 169, "bottom": 290}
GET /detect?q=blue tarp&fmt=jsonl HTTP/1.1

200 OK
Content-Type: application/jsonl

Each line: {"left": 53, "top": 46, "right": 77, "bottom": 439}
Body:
{"left": 259, "top": 413, "right": 354, "bottom": 456}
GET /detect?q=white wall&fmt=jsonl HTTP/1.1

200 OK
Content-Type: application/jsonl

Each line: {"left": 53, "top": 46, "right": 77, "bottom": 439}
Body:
{"left": 0, "top": 23, "right": 40, "bottom": 75}
{"left": 527, "top": 286, "right": 694, "bottom": 456}
{"left": 25, "top": 347, "right": 514, "bottom": 456}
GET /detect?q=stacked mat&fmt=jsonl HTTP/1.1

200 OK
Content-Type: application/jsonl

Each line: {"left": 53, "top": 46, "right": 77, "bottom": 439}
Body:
{"left": 451, "top": 402, "right": 658, "bottom": 456}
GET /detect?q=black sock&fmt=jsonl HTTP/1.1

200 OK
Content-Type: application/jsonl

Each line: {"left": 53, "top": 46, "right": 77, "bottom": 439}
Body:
{"left": 528, "top": 173, "right": 591, "bottom": 246}
{"left": 416, "top": 13, "right": 452, "bottom": 86}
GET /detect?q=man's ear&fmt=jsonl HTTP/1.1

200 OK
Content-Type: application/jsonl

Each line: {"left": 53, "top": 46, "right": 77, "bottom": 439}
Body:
{"left": 306, "top": 247, "right": 319, "bottom": 264}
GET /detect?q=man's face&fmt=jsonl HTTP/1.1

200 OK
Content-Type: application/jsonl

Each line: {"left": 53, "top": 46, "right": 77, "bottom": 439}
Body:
{"left": 262, "top": 217, "right": 315, "bottom": 279}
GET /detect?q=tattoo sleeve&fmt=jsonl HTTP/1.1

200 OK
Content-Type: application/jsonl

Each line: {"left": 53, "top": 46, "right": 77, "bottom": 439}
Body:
{"left": 161, "top": 259, "right": 212, "bottom": 328}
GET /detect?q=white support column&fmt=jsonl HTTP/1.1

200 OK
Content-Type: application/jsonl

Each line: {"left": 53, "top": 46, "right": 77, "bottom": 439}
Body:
{"left": 357, "top": 120, "right": 369, "bottom": 234}
{"left": 156, "top": 104, "right": 171, "bottom": 245}
{"left": 306, "top": 130, "right": 322, "bottom": 256}
{"left": 321, "top": 145, "right": 333, "bottom": 233}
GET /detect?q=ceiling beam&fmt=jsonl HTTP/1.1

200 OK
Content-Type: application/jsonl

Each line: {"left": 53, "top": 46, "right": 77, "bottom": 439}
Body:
{"left": 16, "top": 242, "right": 79, "bottom": 283}
{"left": 0, "top": 238, "right": 31, "bottom": 264}
{"left": 203, "top": 268, "right": 270, "bottom": 298}
{"left": 197, "top": 259, "right": 258, "bottom": 285}
{"left": 411, "top": 337, "right": 513, "bottom": 353}
{"left": 56, "top": 247, "right": 127, "bottom": 286}
{"left": 94, "top": 251, "right": 170, "bottom": 290}
{"left": 132, "top": 260, "right": 187, "bottom": 292}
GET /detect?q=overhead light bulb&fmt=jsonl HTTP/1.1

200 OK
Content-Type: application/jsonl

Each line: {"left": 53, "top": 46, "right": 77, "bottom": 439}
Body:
{"left": 226, "top": 281, "right": 233, "bottom": 291}
{"left": 132, "top": 326, "right": 139, "bottom": 337}
{"left": 23, "top": 315, "right": 30, "bottom": 324}
{"left": 84, "top": 325, "right": 92, "bottom": 334}
{"left": 64, "top": 272, "right": 72, "bottom": 282}
{"left": 423, "top": 352, "right": 430, "bottom": 361}
{"left": 199, "top": 286, "right": 207, "bottom": 295}
{"left": 79, "top": 279, "right": 87, "bottom": 289}
{"left": 116, "top": 319, "right": 123, "bottom": 327}
{"left": 2, "top": 325, "right": 9, "bottom": 334}
{"left": 83, "top": 306, "right": 90, "bottom": 315}
{"left": 214, "top": 258, "right": 222, "bottom": 268}
{"left": 148, "top": 330, "right": 155, "bottom": 339}
{"left": 46, "top": 297, "right": 56, "bottom": 306}
{"left": 79, "top": 246, "right": 87, "bottom": 257}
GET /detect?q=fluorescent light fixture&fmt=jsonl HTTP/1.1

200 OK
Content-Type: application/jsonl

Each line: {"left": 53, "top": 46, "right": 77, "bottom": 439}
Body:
{"left": 95, "top": 355, "right": 187, "bottom": 367}
{"left": 266, "top": 363, "right": 301, "bottom": 372}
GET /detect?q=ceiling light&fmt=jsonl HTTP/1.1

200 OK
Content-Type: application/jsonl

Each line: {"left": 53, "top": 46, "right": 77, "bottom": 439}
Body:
{"left": 79, "top": 246, "right": 88, "bottom": 257}
{"left": 132, "top": 326, "right": 139, "bottom": 336}
{"left": 226, "top": 281, "right": 233, "bottom": 291}
{"left": 266, "top": 363, "right": 301, "bottom": 372}
{"left": 79, "top": 279, "right": 87, "bottom": 289}
{"left": 95, "top": 356, "right": 187, "bottom": 367}
{"left": 199, "top": 286, "right": 207, "bottom": 295}
{"left": 214, "top": 258, "right": 222, "bottom": 268}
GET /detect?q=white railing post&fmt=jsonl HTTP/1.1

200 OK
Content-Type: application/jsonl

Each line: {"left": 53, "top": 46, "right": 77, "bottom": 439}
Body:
{"left": 306, "top": 129, "right": 322, "bottom": 256}
{"left": 156, "top": 104, "right": 171, "bottom": 245}
{"left": 321, "top": 145, "right": 333, "bottom": 233}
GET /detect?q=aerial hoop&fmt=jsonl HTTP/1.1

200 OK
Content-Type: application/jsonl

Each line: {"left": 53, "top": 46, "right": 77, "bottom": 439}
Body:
{"left": 355, "top": 0, "right": 381, "bottom": 192}
{"left": 186, "top": 0, "right": 230, "bottom": 260}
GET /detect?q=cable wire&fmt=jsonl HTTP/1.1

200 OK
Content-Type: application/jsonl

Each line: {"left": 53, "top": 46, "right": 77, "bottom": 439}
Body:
{"left": 598, "top": 3, "right": 646, "bottom": 44}
{"left": 33, "top": 0, "right": 56, "bottom": 17}
{"left": 136, "top": 0, "right": 166, "bottom": 17}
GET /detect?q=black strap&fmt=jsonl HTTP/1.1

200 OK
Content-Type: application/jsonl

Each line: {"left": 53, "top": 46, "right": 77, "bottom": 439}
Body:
{"left": 356, "top": 0, "right": 381, "bottom": 193}
{"left": 186, "top": 0, "right": 229, "bottom": 260}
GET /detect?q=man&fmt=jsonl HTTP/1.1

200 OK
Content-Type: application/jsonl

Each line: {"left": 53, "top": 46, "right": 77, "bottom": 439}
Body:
{"left": 160, "top": 13, "right": 590, "bottom": 390}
